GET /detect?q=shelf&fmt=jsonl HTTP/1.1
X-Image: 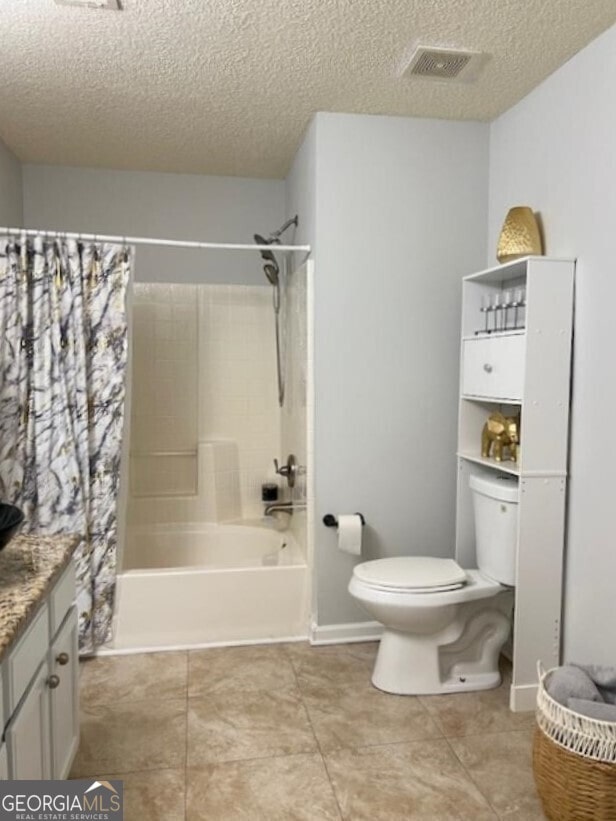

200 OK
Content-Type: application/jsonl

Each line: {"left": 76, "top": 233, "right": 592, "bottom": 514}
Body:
{"left": 462, "top": 329, "right": 526, "bottom": 342}
{"left": 457, "top": 452, "right": 520, "bottom": 477}
{"left": 461, "top": 395, "right": 523, "bottom": 406}
{"left": 463, "top": 256, "right": 574, "bottom": 284}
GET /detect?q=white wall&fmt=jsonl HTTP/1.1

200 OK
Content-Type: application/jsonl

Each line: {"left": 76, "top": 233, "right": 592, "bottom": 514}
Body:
{"left": 489, "top": 23, "right": 616, "bottom": 665}
{"left": 22, "top": 165, "right": 285, "bottom": 285}
{"left": 0, "top": 138, "right": 23, "bottom": 225}
{"left": 293, "top": 112, "right": 489, "bottom": 627}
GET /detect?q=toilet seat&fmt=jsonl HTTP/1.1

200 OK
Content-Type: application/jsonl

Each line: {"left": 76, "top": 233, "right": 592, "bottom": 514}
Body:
{"left": 353, "top": 557, "right": 467, "bottom": 594}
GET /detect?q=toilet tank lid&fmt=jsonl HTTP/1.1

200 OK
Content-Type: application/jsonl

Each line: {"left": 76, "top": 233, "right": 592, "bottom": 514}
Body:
{"left": 469, "top": 473, "right": 519, "bottom": 503}
{"left": 353, "top": 557, "right": 467, "bottom": 590}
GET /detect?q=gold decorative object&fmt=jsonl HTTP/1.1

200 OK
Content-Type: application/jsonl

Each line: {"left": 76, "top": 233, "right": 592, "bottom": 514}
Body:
{"left": 497, "top": 206, "right": 543, "bottom": 264}
{"left": 481, "top": 412, "right": 520, "bottom": 462}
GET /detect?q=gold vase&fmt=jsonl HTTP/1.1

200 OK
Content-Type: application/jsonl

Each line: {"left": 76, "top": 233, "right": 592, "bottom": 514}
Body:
{"left": 496, "top": 206, "right": 543, "bottom": 263}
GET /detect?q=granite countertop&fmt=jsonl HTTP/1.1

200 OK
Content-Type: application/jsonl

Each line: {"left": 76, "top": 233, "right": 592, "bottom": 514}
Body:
{"left": 0, "top": 533, "right": 80, "bottom": 663}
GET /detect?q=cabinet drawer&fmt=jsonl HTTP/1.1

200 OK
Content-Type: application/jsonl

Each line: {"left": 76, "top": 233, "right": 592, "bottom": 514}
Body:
{"left": 50, "top": 562, "right": 76, "bottom": 636}
{"left": 6, "top": 605, "right": 49, "bottom": 714}
{"left": 462, "top": 335, "right": 525, "bottom": 400}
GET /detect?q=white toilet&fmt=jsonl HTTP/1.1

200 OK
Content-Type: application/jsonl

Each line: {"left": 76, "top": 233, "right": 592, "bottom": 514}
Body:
{"left": 348, "top": 474, "right": 518, "bottom": 695}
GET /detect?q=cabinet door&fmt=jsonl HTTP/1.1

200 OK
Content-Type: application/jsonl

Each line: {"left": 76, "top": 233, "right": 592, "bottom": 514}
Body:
{"left": 462, "top": 335, "right": 525, "bottom": 400}
{"left": 50, "top": 606, "right": 79, "bottom": 779}
{"left": 0, "top": 744, "right": 8, "bottom": 780}
{"left": 6, "top": 664, "right": 52, "bottom": 780}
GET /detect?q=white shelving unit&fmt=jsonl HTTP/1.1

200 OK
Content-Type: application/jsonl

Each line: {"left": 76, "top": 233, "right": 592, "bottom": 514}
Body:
{"left": 455, "top": 256, "right": 575, "bottom": 711}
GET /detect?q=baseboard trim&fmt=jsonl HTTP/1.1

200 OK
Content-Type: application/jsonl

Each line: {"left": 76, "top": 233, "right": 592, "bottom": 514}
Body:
{"left": 310, "top": 621, "right": 383, "bottom": 645}
{"left": 94, "top": 634, "right": 309, "bottom": 656}
{"left": 510, "top": 682, "right": 538, "bottom": 712}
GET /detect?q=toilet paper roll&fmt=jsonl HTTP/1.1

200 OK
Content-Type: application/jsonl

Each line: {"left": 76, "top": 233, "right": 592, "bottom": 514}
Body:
{"left": 337, "top": 514, "right": 363, "bottom": 556}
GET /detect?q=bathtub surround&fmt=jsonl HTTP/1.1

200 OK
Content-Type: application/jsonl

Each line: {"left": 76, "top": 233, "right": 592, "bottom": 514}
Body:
{"left": 128, "top": 282, "right": 280, "bottom": 521}
{"left": 0, "top": 137, "right": 22, "bottom": 225}
{"left": 0, "top": 237, "right": 131, "bottom": 653}
{"left": 115, "top": 264, "right": 312, "bottom": 651}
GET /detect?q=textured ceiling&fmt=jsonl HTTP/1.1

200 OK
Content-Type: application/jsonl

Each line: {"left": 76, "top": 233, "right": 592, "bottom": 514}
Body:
{"left": 1, "top": 0, "right": 615, "bottom": 178}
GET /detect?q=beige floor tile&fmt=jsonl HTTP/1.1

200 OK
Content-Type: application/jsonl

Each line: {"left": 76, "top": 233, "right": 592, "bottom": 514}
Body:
{"left": 188, "top": 644, "right": 296, "bottom": 698}
{"left": 303, "top": 685, "right": 442, "bottom": 751}
{"left": 70, "top": 699, "right": 187, "bottom": 776}
{"left": 449, "top": 728, "right": 545, "bottom": 819}
{"left": 78, "top": 769, "right": 186, "bottom": 821}
{"left": 419, "top": 681, "right": 535, "bottom": 738}
{"left": 186, "top": 754, "right": 341, "bottom": 820}
{"left": 286, "top": 642, "right": 378, "bottom": 694}
{"left": 187, "top": 687, "right": 318, "bottom": 766}
{"left": 79, "top": 651, "right": 188, "bottom": 707}
{"left": 325, "top": 739, "right": 497, "bottom": 820}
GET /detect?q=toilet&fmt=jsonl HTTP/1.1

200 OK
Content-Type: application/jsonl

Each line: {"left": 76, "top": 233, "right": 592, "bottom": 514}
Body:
{"left": 348, "top": 473, "right": 518, "bottom": 695}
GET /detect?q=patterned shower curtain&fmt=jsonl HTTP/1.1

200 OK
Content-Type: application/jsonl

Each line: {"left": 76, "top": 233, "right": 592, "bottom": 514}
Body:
{"left": 0, "top": 236, "right": 131, "bottom": 654}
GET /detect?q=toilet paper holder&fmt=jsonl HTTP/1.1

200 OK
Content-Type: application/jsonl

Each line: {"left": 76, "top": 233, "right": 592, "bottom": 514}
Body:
{"left": 323, "top": 513, "right": 366, "bottom": 528}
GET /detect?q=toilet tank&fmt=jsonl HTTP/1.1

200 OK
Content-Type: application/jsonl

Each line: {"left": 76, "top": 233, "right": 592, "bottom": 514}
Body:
{"left": 469, "top": 474, "right": 519, "bottom": 586}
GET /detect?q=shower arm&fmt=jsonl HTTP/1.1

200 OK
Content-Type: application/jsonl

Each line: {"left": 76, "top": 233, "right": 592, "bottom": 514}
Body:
{"left": 269, "top": 216, "right": 299, "bottom": 243}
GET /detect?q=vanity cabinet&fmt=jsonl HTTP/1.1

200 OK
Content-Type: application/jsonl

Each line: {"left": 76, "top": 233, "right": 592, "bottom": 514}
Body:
{"left": 456, "top": 256, "right": 575, "bottom": 711}
{"left": 1, "top": 561, "right": 79, "bottom": 780}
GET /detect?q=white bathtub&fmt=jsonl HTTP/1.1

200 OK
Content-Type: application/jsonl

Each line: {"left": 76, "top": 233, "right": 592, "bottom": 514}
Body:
{"left": 112, "top": 522, "right": 310, "bottom": 651}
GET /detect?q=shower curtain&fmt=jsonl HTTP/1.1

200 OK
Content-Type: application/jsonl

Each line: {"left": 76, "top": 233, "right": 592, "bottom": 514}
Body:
{"left": 0, "top": 236, "right": 131, "bottom": 654}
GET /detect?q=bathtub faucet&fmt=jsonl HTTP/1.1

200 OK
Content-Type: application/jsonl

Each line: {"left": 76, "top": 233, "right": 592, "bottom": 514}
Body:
{"left": 264, "top": 501, "right": 306, "bottom": 518}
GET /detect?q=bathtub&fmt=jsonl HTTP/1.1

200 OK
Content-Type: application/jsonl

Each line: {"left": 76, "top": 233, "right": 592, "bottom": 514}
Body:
{"left": 112, "top": 522, "right": 310, "bottom": 651}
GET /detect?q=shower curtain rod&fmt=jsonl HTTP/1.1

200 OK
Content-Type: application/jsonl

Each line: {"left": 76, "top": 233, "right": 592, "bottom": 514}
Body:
{"left": 0, "top": 226, "right": 311, "bottom": 254}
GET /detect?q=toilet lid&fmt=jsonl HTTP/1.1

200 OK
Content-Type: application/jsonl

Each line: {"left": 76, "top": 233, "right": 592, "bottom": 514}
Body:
{"left": 353, "top": 557, "right": 467, "bottom": 591}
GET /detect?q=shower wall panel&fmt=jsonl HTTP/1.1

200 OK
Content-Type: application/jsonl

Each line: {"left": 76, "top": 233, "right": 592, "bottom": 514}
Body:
{"left": 198, "top": 285, "right": 280, "bottom": 518}
{"left": 129, "top": 282, "right": 279, "bottom": 520}
{"left": 130, "top": 283, "right": 199, "bottom": 497}
{"left": 281, "top": 264, "right": 309, "bottom": 556}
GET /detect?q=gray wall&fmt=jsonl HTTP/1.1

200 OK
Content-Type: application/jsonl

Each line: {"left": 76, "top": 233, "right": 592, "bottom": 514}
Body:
{"left": 290, "top": 112, "right": 489, "bottom": 627}
{"left": 489, "top": 22, "right": 616, "bottom": 665}
{"left": 22, "top": 165, "right": 285, "bottom": 285}
{"left": 0, "top": 138, "right": 23, "bottom": 225}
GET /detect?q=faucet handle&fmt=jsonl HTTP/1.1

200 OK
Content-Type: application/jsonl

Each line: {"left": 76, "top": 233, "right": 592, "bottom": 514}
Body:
{"left": 274, "top": 454, "right": 297, "bottom": 488}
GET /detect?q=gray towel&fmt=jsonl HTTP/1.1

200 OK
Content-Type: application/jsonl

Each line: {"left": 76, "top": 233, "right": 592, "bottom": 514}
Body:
{"left": 547, "top": 665, "right": 604, "bottom": 706}
{"left": 580, "top": 665, "right": 616, "bottom": 705}
{"left": 568, "top": 697, "right": 616, "bottom": 722}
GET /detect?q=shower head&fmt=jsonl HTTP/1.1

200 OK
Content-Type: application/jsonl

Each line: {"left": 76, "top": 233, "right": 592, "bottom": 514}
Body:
{"left": 253, "top": 233, "right": 280, "bottom": 286}
{"left": 253, "top": 233, "right": 275, "bottom": 258}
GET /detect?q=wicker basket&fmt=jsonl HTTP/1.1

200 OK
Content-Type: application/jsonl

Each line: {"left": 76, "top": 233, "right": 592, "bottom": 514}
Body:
{"left": 533, "top": 664, "right": 616, "bottom": 820}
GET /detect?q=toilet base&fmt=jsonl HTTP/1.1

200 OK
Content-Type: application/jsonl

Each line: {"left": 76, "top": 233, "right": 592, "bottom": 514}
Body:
{"left": 371, "top": 606, "right": 510, "bottom": 695}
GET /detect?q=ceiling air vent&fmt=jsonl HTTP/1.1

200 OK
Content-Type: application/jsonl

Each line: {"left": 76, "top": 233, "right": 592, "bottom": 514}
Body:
{"left": 402, "top": 47, "right": 487, "bottom": 83}
{"left": 54, "top": 0, "right": 121, "bottom": 9}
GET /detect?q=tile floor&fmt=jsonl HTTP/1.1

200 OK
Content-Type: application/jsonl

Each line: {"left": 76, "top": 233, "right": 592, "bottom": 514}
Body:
{"left": 70, "top": 642, "right": 544, "bottom": 820}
